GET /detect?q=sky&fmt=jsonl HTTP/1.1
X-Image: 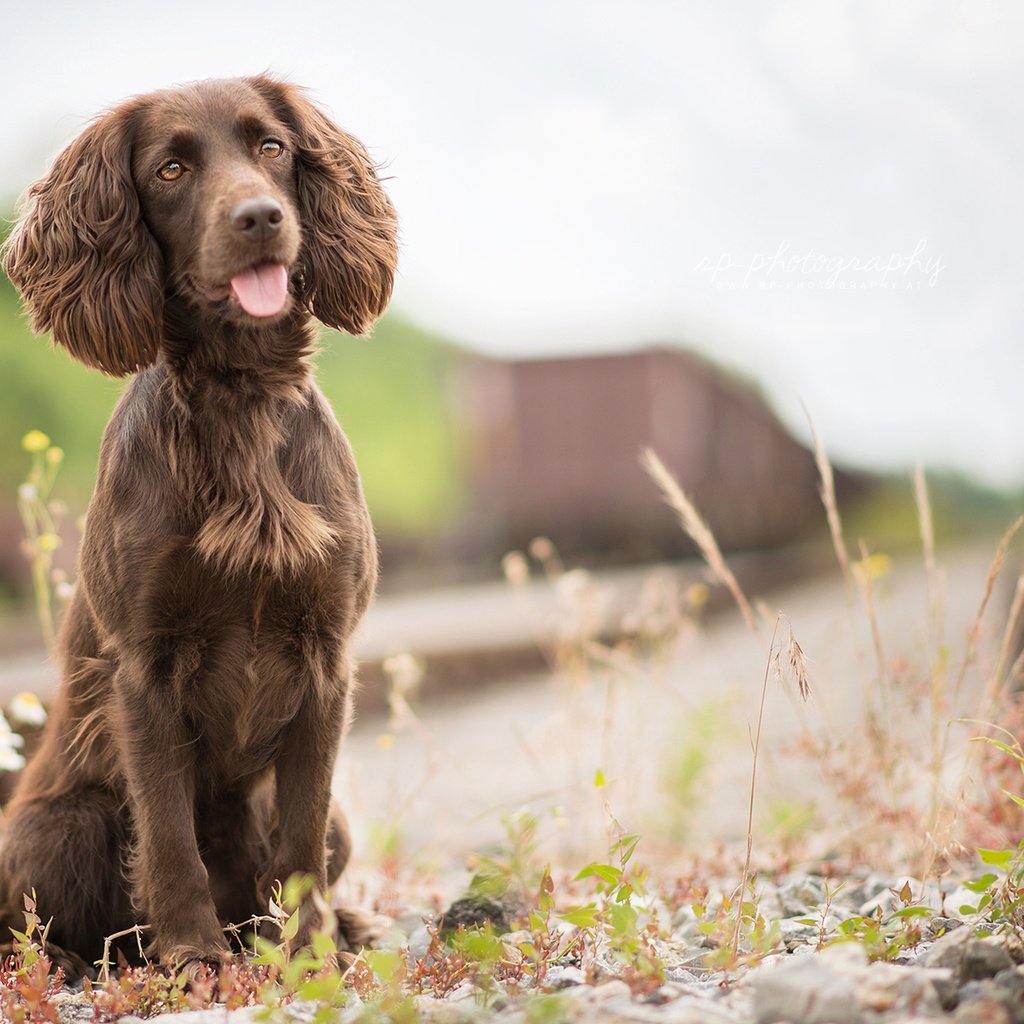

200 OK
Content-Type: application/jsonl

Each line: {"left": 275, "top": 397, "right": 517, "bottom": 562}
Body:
{"left": 2, "top": 0, "right": 1022, "bottom": 486}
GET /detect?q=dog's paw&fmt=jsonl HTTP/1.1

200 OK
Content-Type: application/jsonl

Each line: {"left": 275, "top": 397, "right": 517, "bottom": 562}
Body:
{"left": 158, "top": 942, "right": 231, "bottom": 977}
{"left": 335, "top": 905, "right": 384, "bottom": 952}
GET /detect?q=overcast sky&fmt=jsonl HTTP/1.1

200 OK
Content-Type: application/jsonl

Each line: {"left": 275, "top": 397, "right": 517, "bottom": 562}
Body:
{"left": 2, "top": 1, "right": 1022, "bottom": 486}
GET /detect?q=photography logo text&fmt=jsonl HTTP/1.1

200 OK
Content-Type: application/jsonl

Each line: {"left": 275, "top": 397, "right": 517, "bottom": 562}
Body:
{"left": 694, "top": 240, "right": 944, "bottom": 291}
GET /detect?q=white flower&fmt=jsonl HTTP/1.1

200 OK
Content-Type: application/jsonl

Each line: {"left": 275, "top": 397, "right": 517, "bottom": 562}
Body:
{"left": 8, "top": 692, "right": 47, "bottom": 728}
{"left": 0, "top": 747, "right": 26, "bottom": 772}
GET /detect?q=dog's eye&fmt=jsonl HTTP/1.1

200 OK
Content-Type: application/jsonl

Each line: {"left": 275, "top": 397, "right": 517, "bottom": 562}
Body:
{"left": 157, "top": 160, "right": 184, "bottom": 182}
{"left": 260, "top": 140, "right": 284, "bottom": 159}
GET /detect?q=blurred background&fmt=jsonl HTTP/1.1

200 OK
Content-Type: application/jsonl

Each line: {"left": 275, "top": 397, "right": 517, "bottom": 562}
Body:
{"left": 0, "top": 0, "right": 1022, "bottom": 862}
{"left": 3, "top": 1, "right": 1022, "bottom": 604}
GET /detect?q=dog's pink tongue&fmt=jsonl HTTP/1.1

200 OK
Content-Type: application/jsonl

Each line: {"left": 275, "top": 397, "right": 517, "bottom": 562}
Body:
{"left": 230, "top": 263, "right": 289, "bottom": 317}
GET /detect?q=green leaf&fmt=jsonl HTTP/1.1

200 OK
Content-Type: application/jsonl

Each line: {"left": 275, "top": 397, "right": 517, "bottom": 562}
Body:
{"left": 612, "top": 834, "right": 641, "bottom": 864}
{"left": 1001, "top": 789, "right": 1024, "bottom": 810}
{"left": 280, "top": 910, "right": 300, "bottom": 942}
{"left": 890, "top": 906, "right": 931, "bottom": 919}
{"left": 607, "top": 903, "right": 638, "bottom": 935}
{"left": 979, "top": 848, "right": 1014, "bottom": 868}
{"left": 365, "top": 948, "right": 403, "bottom": 984}
{"left": 959, "top": 904, "right": 977, "bottom": 916}
{"left": 963, "top": 873, "right": 999, "bottom": 893}
{"left": 575, "top": 863, "right": 620, "bottom": 885}
{"left": 297, "top": 976, "right": 344, "bottom": 1004}
{"left": 559, "top": 904, "right": 600, "bottom": 929}
{"left": 974, "top": 737, "right": 1022, "bottom": 759}
{"left": 311, "top": 928, "right": 337, "bottom": 961}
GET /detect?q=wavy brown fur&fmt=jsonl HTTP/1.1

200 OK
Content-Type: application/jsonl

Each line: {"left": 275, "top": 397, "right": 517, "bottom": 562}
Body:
{"left": 0, "top": 76, "right": 397, "bottom": 974}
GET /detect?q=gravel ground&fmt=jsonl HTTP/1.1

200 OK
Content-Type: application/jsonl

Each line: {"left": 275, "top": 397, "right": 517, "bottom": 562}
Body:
{"left": 47, "top": 872, "right": 1024, "bottom": 1023}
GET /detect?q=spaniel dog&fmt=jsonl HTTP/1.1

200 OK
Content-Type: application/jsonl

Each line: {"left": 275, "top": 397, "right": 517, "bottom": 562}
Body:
{"left": 0, "top": 75, "right": 397, "bottom": 975}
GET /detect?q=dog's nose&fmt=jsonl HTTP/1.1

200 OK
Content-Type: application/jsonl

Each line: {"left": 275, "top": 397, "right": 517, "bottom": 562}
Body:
{"left": 230, "top": 197, "right": 284, "bottom": 241}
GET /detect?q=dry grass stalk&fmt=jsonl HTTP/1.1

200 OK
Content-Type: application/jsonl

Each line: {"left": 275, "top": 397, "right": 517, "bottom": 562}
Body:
{"left": 854, "top": 539, "right": 890, "bottom": 705}
{"left": 641, "top": 448, "right": 759, "bottom": 636}
{"left": 987, "top": 573, "right": 1024, "bottom": 715}
{"left": 733, "top": 618, "right": 811, "bottom": 958}
{"left": 774, "top": 625, "right": 812, "bottom": 702}
{"left": 914, "top": 465, "right": 945, "bottom": 658}
{"left": 970, "top": 573, "right": 1024, "bottom": 733}
{"left": 927, "top": 517, "right": 1024, "bottom": 846}
{"left": 97, "top": 923, "right": 150, "bottom": 983}
{"left": 915, "top": 466, "right": 948, "bottom": 794}
{"left": 952, "top": 515, "right": 1023, "bottom": 708}
{"left": 805, "top": 410, "right": 853, "bottom": 597}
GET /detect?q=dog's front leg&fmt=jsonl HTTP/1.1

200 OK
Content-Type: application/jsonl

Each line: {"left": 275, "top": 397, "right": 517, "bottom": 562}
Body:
{"left": 260, "top": 685, "right": 348, "bottom": 950}
{"left": 112, "top": 660, "right": 228, "bottom": 967}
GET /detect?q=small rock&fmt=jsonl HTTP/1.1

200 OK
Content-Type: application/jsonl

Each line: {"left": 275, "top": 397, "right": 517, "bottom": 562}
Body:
{"left": 773, "top": 875, "right": 828, "bottom": 917}
{"left": 854, "top": 962, "right": 946, "bottom": 1018}
{"left": 51, "top": 992, "right": 95, "bottom": 1024}
{"left": 925, "top": 929, "right": 1015, "bottom": 983}
{"left": 954, "top": 991, "right": 1014, "bottom": 1024}
{"left": 589, "top": 978, "right": 633, "bottom": 1003}
{"left": 995, "top": 965, "right": 1024, "bottom": 996}
{"left": 964, "top": 938, "right": 1016, "bottom": 981}
{"left": 778, "top": 916, "right": 820, "bottom": 950}
{"left": 930, "top": 915, "right": 966, "bottom": 937}
{"left": 663, "top": 966, "right": 701, "bottom": 984}
{"left": 842, "top": 873, "right": 898, "bottom": 908}
{"left": 545, "top": 965, "right": 586, "bottom": 989}
{"left": 753, "top": 957, "right": 865, "bottom": 1024}
{"left": 446, "top": 979, "right": 476, "bottom": 1002}
{"left": 659, "top": 999, "right": 740, "bottom": 1024}
{"left": 959, "top": 978, "right": 1024, "bottom": 1024}
{"left": 407, "top": 923, "right": 432, "bottom": 961}
{"left": 439, "top": 896, "right": 512, "bottom": 935}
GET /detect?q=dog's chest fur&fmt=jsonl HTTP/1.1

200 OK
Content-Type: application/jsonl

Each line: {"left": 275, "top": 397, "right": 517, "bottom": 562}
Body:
{"left": 162, "top": 363, "right": 340, "bottom": 577}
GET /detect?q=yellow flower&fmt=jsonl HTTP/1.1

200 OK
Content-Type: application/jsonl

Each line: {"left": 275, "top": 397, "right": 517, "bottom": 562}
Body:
{"left": 21, "top": 430, "right": 51, "bottom": 453}
{"left": 45, "top": 446, "right": 64, "bottom": 465}
{"left": 377, "top": 733, "right": 395, "bottom": 750}
{"left": 37, "top": 533, "right": 61, "bottom": 553}
{"left": 854, "top": 553, "right": 892, "bottom": 582}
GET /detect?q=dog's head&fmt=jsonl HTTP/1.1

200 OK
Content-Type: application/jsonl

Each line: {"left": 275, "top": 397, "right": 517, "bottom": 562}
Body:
{"left": 1, "top": 76, "right": 398, "bottom": 375}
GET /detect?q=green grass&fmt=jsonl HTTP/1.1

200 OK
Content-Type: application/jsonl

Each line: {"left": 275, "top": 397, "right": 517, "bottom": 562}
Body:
{"left": 0, "top": 271, "right": 466, "bottom": 538}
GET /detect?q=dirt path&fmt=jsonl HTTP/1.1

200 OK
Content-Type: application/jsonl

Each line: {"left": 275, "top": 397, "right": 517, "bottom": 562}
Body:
{"left": 337, "top": 543, "right": 1008, "bottom": 866}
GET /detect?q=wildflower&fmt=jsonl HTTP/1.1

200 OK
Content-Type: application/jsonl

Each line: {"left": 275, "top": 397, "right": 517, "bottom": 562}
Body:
{"left": 21, "top": 430, "right": 51, "bottom": 453}
{"left": 853, "top": 552, "right": 892, "bottom": 582}
{"left": 0, "top": 748, "right": 26, "bottom": 772}
{"left": 8, "top": 692, "right": 47, "bottom": 728}
{"left": 501, "top": 551, "right": 530, "bottom": 587}
{"left": 686, "top": 582, "right": 710, "bottom": 610}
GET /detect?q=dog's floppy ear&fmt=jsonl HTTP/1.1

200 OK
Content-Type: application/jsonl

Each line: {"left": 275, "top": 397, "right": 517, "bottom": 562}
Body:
{"left": 250, "top": 76, "right": 398, "bottom": 335}
{"left": 1, "top": 105, "right": 163, "bottom": 376}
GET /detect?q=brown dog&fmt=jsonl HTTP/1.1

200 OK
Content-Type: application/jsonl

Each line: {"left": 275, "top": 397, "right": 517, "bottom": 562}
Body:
{"left": 0, "top": 76, "right": 397, "bottom": 974}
